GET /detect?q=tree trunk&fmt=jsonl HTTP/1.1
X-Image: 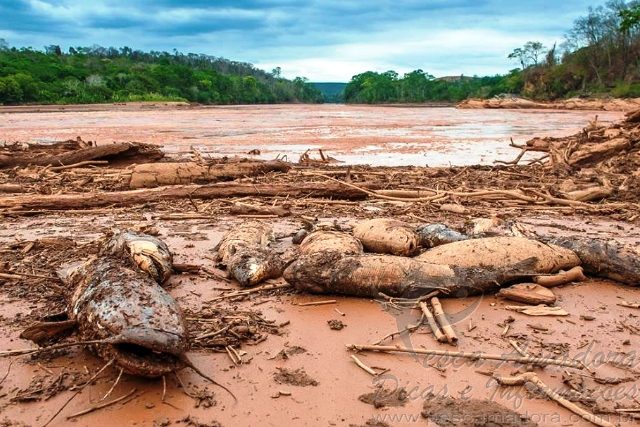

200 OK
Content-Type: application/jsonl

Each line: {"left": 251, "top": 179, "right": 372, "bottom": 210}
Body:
{"left": 128, "top": 160, "right": 291, "bottom": 188}
{"left": 0, "top": 182, "right": 368, "bottom": 211}
{"left": 0, "top": 142, "right": 164, "bottom": 169}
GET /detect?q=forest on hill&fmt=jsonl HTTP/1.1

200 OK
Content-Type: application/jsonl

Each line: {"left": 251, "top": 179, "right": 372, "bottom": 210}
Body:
{"left": 0, "top": 43, "right": 322, "bottom": 105}
{"left": 345, "top": 1, "right": 640, "bottom": 103}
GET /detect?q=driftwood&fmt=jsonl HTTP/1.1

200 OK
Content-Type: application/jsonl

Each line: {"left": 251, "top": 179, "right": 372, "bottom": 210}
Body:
{"left": 494, "top": 372, "right": 614, "bottom": 427}
{"left": 419, "top": 302, "right": 446, "bottom": 342}
{"left": 497, "top": 283, "right": 557, "bottom": 305}
{"left": 567, "top": 137, "right": 630, "bottom": 167}
{"left": 347, "top": 344, "right": 584, "bottom": 368}
{"left": 0, "top": 184, "right": 26, "bottom": 193}
{"left": 0, "top": 142, "right": 163, "bottom": 169}
{"left": 229, "top": 202, "right": 291, "bottom": 217}
{"left": 0, "top": 181, "right": 368, "bottom": 211}
{"left": 430, "top": 297, "right": 458, "bottom": 344}
{"left": 534, "top": 266, "right": 586, "bottom": 287}
{"left": 128, "top": 160, "right": 290, "bottom": 188}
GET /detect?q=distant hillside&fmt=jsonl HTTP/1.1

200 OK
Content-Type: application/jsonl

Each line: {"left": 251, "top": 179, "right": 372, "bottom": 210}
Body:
{"left": 344, "top": 2, "right": 640, "bottom": 103}
{"left": 0, "top": 43, "right": 322, "bottom": 105}
{"left": 312, "top": 82, "right": 347, "bottom": 103}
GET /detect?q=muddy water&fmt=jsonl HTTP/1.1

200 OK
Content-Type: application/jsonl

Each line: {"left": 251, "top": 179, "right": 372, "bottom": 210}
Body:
{"left": 0, "top": 104, "right": 623, "bottom": 166}
{"left": 0, "top": 214, "right": 639, "bottom": 426}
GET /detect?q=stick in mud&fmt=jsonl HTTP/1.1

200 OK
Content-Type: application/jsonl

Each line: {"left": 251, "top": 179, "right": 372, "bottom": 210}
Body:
{"left": 419, "top": 301, "right": 446, "bottom": 343}
{"left": 347, "top": 344, "right": 584, "bottom": 369}
{"left": 493, "top": 372, "right": 614, "bottom": 427}
{"left": 430, "top": 297, "right": 458, "bottom": 344}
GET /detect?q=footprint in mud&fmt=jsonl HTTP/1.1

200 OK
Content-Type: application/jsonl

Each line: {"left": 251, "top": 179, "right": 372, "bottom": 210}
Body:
{"left": 273, "top": 367, "right": 319, "bottom": 387}
{"left": 421, "top": 395, "right": 537, "bottom": 427}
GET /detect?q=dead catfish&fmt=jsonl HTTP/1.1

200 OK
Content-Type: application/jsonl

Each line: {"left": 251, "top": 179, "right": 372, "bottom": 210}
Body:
{"left": 21, "top": 233, "right": 187, "bottom": 377}
{"left": 101, "top": 229, "right": 173, "bottom": 284}
{"left": 544, "top": 236, "right": 640, "bottom": 286}
{"left": 215, "top": 221, "right": 284, "bottom": 287}
{"left": 353, "top": 218, "right": 420, "bottom": 256}
{"left": 299, "top": 230, "right": 363, "bottom": 256}
{"left": 416, "top": 236, "right": 580, "bottom": 274}
{"left": 416, "top": 223, "right": 468, "bottom": 248}
{"left": 284, "top": 252, "right": 538, "bottom": 298}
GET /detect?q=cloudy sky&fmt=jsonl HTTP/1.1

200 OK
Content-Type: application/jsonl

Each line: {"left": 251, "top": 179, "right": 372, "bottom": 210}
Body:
{"left": 0, "top": 0, "right": 605, "bottom": 81}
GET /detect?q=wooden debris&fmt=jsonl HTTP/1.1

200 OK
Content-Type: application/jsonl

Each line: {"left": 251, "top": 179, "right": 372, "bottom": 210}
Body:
{"left": 504, "top": 305, "right": 569, "bottom": 316}
{"left": 534, "top": 266, "right": 586, "bottom": 287}
{"left": 350, "top": 355, "right": 377, "bottom": 376}
{"left": 430, "top": 297, "right": 458, "bottom": 344}
{"left": 347, "top": 344, "right": 583, "bottom": 368}
{"left": 229, "top": 201, "right": 291, "bottom": 217}
{"left": 497, "top": 283, "right": 557, "bottom": 305}
{"left": 0, "top": 181, "right": 368, "bottom": 210}
{"left": 419, "top": 301, "right": 446, "bottom": 343}
{"left": 493, "top": 372, "right": 614, "bottom": 427}
{"left": 128, "top": 160, "right": 290, "bottom": 188}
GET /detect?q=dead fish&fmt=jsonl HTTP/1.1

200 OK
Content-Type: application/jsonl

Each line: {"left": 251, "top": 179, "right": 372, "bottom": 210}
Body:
{"left": 545, "top": 236, "right": 640, "bottom": 286}
{"left": 101, "top": 229, "right": 173, "bottom": 284}
{"left": 416, "top": 236, "right": 580, "bottom": 274}
{"left": 283, "top": 252, "right": 538, "bottom": 298}
{"left": 299, "top": 230, "right": 363, "bottom": 256}
{"left": 416, "top": 223, "right": 468, "bottom": 248}
{"left": 22, "top": 257, "right": 187, "bottom": 377}
{"left": 215, "top": 221, "right": 284, "bottom": 287}
{"left": 353, "top": 218, "right": 420, "bottom": 256}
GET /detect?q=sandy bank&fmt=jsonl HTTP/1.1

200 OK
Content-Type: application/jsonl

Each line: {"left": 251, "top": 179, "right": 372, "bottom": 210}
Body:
{"left": 458, "top": 96, "right": 640, "bottom": 112}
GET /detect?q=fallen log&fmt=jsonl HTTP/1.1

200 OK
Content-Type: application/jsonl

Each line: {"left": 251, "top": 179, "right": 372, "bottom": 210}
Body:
{"left": 563, "top": 186, "right": 613, "bottom": 202}
{"left": 568, "top": 137, "right": 630, "bottom": 167}
{"left": 128, "top": 160, "right": 290, "bottom": 188}
{"left": 0, "top": 181, "right": 368, "bottom": 210}
{"left": 229, "top": 202, "right": 291, "bottom": 217}
{"left": 0, "top": 184, "right": 26, "bottom": 193}
{"left": 0, "top": 142, "right": 163, "bottom": 169}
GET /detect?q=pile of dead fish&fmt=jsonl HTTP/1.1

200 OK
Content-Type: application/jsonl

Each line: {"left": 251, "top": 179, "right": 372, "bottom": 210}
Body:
{"left": 16, "top": 218, "right": 639, "bottom": 379}
{"left": 216, "top": 218, "right": 639, "bottom": 302}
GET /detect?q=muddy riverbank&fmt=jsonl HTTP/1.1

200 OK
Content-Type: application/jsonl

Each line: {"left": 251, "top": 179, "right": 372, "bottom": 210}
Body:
{"left": 0, "top": 105, "right": 639, "bottom": 426}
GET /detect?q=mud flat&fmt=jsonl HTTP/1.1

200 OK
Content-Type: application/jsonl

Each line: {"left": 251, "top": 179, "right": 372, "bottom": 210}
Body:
{"left": 0, "top": 106, "right": 639, "bottom": 426}
{"left": 0, "top": 104, "right": 623, "bottom": 166}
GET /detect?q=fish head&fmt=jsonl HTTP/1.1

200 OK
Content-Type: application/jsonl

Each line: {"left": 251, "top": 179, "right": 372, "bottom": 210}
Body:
{"left": 102, "top": 230, "right": 173, "bottom": 285}
{"left": 69, "top": 259, "right": 187, "bottom": 377}
{"left": 100, "top": 327, "right": 186, "bottom": 377}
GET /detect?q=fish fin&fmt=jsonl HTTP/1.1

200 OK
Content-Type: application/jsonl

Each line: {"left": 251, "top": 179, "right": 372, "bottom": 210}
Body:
{"left": 20, "top": 320, "right": 78, "bottom": 345}
{"left": 42, "top": 311, "right": 70, "bottom": 322}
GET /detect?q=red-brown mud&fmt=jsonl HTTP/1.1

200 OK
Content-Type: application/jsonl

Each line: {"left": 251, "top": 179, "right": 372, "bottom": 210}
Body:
{"left": 0, "top": 104, "right": 623, "bottom": 166}
{"left": 0, "top": 214, "right": 639, "bottom": 426}
{"left": 0, "top": 105, "right": 638, "bottom": 426}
